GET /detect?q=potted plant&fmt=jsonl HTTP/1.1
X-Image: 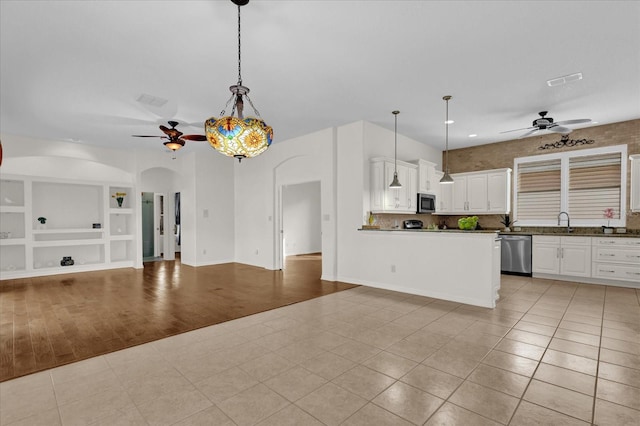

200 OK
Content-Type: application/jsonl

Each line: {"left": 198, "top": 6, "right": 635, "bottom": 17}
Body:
{"left": 602, "top": 208, "right": 615, "bottom": 234}
{"left": 500, "top": 214, "right": 515, "bottom": 232}
{"left": 37, "top": 216, "right": 47, "bottom": 229}
{"left": 112, "top": 192, "right": 127, "bottom": 208}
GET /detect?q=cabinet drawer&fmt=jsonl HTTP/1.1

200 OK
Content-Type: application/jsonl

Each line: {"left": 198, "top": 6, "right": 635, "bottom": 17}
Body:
{"left": 560, "top": 236, "right": 591, "bottom": 246}
{"left": 592, "top": 238, "right": 640, "bottom": 247}
{"left": 592, "top": 263, "right": 640, "bottom": 283}
{"left": 592, "top": 248, "right": 640, "bottom": 265}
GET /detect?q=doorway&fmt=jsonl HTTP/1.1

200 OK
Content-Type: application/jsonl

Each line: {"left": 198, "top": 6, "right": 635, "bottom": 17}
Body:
{"left": 280, "top": 181, "right": 322, "bottom": 270}
{"left": 142, "top": 192, "right": 166, "bottom": 261}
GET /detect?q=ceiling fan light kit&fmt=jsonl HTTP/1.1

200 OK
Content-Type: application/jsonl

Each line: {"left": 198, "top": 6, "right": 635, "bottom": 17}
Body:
{"left": 501, "top": 111, "right": 591, "bottom": 139}
{"left": 205, "top": 0, "right": 273, "bottom": 162}
{"left": 132, "top": 120, "right": 207, "bottom": 152}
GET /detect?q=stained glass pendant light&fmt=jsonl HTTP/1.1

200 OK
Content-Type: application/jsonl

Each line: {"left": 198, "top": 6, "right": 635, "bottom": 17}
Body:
{"left": 389, "top": 110, "right": 402, "bottom": 188}
{"left": 440, "top": 95, "right": 454, "bottom": 184}
{"left": 205, "top": 0, "right": 273, "bottom": 162}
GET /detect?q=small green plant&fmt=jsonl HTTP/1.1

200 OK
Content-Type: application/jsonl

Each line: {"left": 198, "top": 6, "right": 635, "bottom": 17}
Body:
{"left": 37, "top": 217, "right": 47, "bottom": 224}
{"left": 500, "top": 214, "right": 514, "bottom": 228}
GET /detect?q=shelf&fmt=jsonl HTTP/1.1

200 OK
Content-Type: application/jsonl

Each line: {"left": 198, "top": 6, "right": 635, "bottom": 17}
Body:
{"left": 109, "top": 208, "right": 133, "bottom": 215}
{"left": 0, "top": 177, "right": 137, "bottom": 280}
{"left": 109, "top": 234, "right": 134, "bottom": 241}
{"left": 32, "top": 239, "right": 105, "bottom": 247}
{"left": 0, "top": 238, "right": 27, "bottom": 246}
{"left": 0, "top": 206, "right": 26, "bottom": 213}
{"left": 32, "top": 228, "right": 104, "bottom": 234}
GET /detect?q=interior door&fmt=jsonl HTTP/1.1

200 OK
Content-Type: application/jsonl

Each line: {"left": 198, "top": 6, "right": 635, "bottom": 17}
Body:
{"left": 141, "top": 192, "right": 154, "bottom": 258}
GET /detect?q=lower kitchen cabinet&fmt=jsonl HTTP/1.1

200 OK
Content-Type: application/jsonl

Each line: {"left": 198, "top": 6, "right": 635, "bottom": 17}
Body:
{"left": 592, "top": 237, "right": 640, "bottom": 283}
{"left": 532, "top": 236, "right": 591, "bottom": 278}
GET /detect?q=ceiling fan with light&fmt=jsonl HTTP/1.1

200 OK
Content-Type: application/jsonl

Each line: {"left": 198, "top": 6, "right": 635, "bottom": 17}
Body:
{"left": 501, "top": 111, "right": 591, "bottom": 139}
{"left": 132, "top": 121, "right": 207, "bottom": 152}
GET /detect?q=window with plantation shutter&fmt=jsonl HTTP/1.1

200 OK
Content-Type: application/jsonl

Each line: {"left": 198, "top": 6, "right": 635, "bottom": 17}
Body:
{"left": 514, "top": 145, "right": 627, "bottom": 227}
{"left": 517, "top": 159, "right": 561, "bottom": 221}
{"left": 568, "top": 153, "right": 621, "bottom": 220}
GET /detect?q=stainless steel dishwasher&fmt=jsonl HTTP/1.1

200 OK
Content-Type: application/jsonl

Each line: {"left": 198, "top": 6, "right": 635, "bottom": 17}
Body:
{"left": 500, "top": 234, "right": 532, "bottom": 276}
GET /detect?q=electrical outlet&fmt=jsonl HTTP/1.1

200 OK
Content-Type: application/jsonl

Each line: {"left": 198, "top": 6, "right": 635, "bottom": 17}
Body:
{"left": 391, "top": 265, "right": 396, "bottom": 273}
{"left": 203, "top": 249, "right": 207, "bottom": 255}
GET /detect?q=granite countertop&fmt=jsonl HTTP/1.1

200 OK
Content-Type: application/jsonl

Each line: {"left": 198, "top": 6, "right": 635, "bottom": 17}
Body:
{"left": 359, "top": 228, "right": 640, "bottom": 237}
{"left": 358, "top": 228, "right": 498, "bottom": 234}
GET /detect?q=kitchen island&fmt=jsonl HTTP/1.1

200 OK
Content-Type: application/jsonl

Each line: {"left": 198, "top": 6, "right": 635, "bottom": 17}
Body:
{"left": 352, "top": 228, "right": 501, "bottom": 308}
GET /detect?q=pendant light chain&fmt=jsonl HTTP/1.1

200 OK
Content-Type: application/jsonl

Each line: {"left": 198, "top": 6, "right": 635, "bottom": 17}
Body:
{"left": 237, "top": 3, "right": 242, "bottom": 86}
{"left": 445, "top": 97, "right": 449, "bottom": 173}
{"left": 394, "top": 112, "right": 398, "bottom": 173}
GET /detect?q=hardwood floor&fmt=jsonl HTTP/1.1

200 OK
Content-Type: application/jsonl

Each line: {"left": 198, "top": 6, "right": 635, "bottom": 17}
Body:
{"left": 0, "top": 254, "right": 356, "bottom": 382}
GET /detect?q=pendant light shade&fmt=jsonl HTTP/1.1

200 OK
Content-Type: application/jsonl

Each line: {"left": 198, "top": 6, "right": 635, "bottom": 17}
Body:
{"left": 389, "top": 110, "right": 402, "bottom": 188}
{"left": 205, "top": 0, "right": 273, "bottom": 162}
{"left": 440, "top": 96, "right": 454, "bottom": 184}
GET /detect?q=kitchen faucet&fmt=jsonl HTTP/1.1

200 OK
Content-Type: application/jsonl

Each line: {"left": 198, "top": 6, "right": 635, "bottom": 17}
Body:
{"left": 557, "top": 211, "right": 572, "bottom": 233}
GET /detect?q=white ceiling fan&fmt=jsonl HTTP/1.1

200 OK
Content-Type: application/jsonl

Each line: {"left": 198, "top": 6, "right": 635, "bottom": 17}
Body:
{"left": 501, "top": 111, "right": 591, "bottom": 138}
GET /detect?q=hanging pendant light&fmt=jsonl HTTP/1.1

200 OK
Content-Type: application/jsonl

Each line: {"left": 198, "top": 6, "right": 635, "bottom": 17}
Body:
{"left": 440, "top": 96, "right": 454, "bottom": 184}
{"left": 205, "top": 0, "right": 273, "bottom": 162}
{"left": 389, "top": 110, "right": 402, "bottom": 188}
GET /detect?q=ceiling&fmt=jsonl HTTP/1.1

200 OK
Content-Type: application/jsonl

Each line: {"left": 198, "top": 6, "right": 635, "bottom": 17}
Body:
{"left": 1, "top": 1, "right": 639, "bottom": 155}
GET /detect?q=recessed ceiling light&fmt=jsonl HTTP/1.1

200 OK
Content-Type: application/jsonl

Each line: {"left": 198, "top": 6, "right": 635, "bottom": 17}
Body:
{"left": 546, "top": 72, "right": 583, "bottom": 87}
{"left": 468, "top": 134, "right": 477, "bottom": 138}
{"left": 445, "top": 120, "right": 454, "bottom": 124}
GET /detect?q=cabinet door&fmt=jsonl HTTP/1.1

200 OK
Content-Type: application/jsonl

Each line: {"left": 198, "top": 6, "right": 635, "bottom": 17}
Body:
{"left": 370, "top": 161, "right": 385, "bottom": 212}
{"left": 384, "top": 162, "right": 399, "bottom": 210}
{"left": 560, "top": 244, "right": 592, "bottom": 277}
{"left": 532, "top": 243, "right": 560, "bottom": 274}
{"left": 395, "top": 165, "right": 410, "bottom": 210}
{"left": 487, "top": 171, "right": 510, "bottom": 213}
{"left": 406, "top": 167, "right": 418, "bottom": 211}
{"left": 631, "top": 155, "right": 640, "bottom": 212}
{"left": 417, "top": 160, "right": 437, "bottom": 194}
{"left": 437, "top": 182, "right": 452, "bottom": 213}
{"left": 452, "top": 176, "right": 468, "bottom": 212}
{"left": 467, "top": 174, "right": 488, "bottom": 212}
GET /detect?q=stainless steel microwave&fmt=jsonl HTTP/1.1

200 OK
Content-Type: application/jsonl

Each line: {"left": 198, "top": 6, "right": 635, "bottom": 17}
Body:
{"left": 417, "top": 193, "right": 436, "bottom": 214}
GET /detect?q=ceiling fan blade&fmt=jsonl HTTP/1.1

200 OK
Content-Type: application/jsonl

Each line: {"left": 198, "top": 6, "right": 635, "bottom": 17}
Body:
{"left": 554, "top": 119, "right": 591, "bottom": 126}
{"left": 182, "top": 134, "right": 207, "bottom": 141}
{"left": 159, "top": 125, "right": 183, "bottom": 139}
{"left": 132, "top": 135, "right": 163, "bottom": 138}
{"left": 518, "top": 128, "right": 540, "bottom": 139}
{"left": 548, "top": 125, "right": 572, "bottom": 134}
{"left": 500, "top": 126, "right": 536, "bottom": 134}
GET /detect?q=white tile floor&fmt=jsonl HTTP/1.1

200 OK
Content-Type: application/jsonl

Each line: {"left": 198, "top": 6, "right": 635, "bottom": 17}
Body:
{"left": 1, "top": 276, "right": 639, "bottom": 425}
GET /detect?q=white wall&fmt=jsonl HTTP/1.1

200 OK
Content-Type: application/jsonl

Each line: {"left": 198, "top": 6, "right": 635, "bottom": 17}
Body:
{"left": 233, "top": 127, "right": 337, "bottom": 279}
{"left": 283, "top": 181, "right": 321, "bottom": 256}
{"left": 335, "top": 121, "right": 442, "bottom": 284}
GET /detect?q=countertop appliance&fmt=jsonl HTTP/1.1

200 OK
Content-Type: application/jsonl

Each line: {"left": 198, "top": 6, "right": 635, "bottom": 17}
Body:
{"left": 417, "top": 193, "right": 436, "bottom": 214}
{"left": 403, "top": 220, "right": 424, "bottom": 229}
{"left": 499, "top": 234, "right": 532, "bottom": 276}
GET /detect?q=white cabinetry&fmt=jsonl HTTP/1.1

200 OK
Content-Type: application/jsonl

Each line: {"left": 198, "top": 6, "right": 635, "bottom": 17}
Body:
{"left": 0, "top": 176, "right": 136, "bottom": 279}
{"left": 592, "top": 237, "right": 640, "bottom": 285}
{"left": 438, "top": 168, "right": 511, "bottom": 215}
{"left": 631, "top": 154, "right": 640, "bottom": 212}
{"left": 413, "top": 160, "right": 438, "bottom": 195}
{"left": 533, "top": 236, "right": 591, "bottom": 278}
{"left": 370, "top": 158, "right": 418, "bottom": 214}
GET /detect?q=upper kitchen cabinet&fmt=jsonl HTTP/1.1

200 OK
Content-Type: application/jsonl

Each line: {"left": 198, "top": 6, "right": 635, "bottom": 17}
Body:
{"left": 438, "top": 168, "right": 511, "bottom": 215}
{"left": 631, "top": 154, "right": 640, "bottom": 212}
{"left": 370, "top": 157, "right": 418, "bottom": 214}
{"left": 412, "top": 159, "right": 438, "bottom": 195}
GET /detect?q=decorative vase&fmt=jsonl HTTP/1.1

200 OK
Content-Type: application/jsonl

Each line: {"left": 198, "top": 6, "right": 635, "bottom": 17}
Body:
{"left": 116, "top": 197, "right": 124, "bottom": 208}
{"left": 368, "top": 212, "right": 375, "bottom": 226}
